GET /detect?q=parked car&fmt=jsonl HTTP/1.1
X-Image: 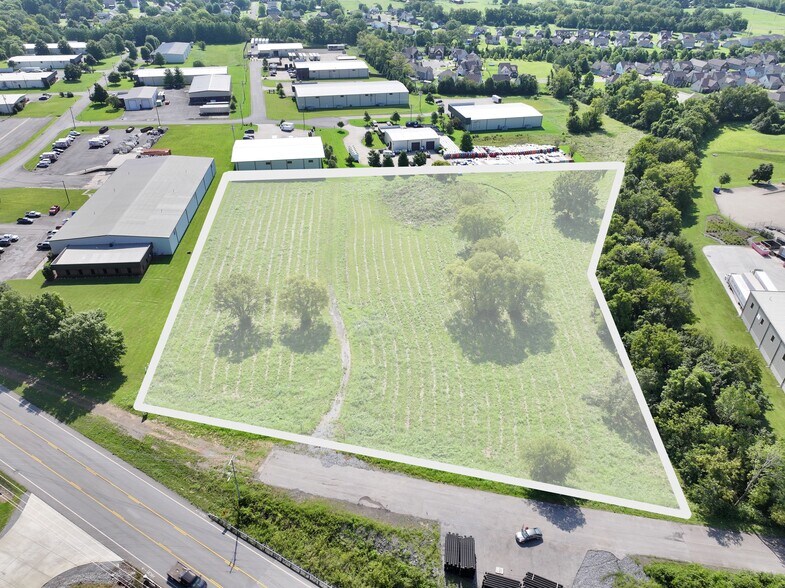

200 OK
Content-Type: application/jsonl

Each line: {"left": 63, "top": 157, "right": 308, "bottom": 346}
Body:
{"left": 68, "top": 130, "right": 81, "bottom": 137}
{"left": 25, "top": 211, "right": 41, "bottom": 218}
{"left": 49, "top": 205, "right": 61, "bottom": 215}
{"left": 244, "top": 129, "right": 255, "bottom": 135}
{"left": 405, "top": 120, "right": 421, "bottom": 128}
{"left": 125, "top": 126, "right": 135, "bottom": 133}
{"left": 1, "top": 234, "right": 19, "bottom": 242}
{"left": 17, "top": 217, "right": 33, "bottom": 225}
{"left": 280, "top": 122, "right": 295, "bottom": 132}
{"left": 36, "top": 241, "right": 51, "bottom": 251}
{"left": 36, "top": 161, "right": 50, "bottom": 169}
{"left": 38, "top": 94, "right": 50, "bottom": 101}
{"left": 0, "top": 238, "right": 11, "bottom": 247}
{"left": 46, "top": 229, "right": 58, "bottom": 236}
{"left": 167, "top": 561, "right": 207, "bottom": 588}
{"left": 515, "top": 525, "right": 543, "bottom": 544}
{"left": 140, "top": 126, "right": 154, "bottom": 133}
{"left": 98, "top": 126, "right": 109, "bottom": 134}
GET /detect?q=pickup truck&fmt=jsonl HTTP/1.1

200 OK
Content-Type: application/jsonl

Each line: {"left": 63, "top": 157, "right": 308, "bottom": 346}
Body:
{"left": 167, "top": 562, "right": 208, "bottom": 588}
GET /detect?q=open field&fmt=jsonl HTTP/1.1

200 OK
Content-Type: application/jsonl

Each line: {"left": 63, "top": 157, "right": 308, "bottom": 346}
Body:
{"left": 140, "top": 167, "right": 682, "bottom": 511}
{"left": 8, "top": 125, "right": 235, "bottom": 411}
{"left": 180, "top": 44, "right": 250, "bottom": 121}
{"left": 719, "top": 6, "right": 785, "bottom": 35}
{"left": 16, "top": 96, "right": 79, "bottom": 119}
{"left": 686, "top": 124, "right": 785, "bottom": 438}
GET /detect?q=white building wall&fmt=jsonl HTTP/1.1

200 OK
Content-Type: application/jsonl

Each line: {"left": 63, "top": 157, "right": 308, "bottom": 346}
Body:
{"left": 466, "top": 115, "right": 542, "bottom": 132}
{"left": 296, "top": 91, "right": 408, "bottom": 111}
{"left": 235, "top": 158, "right": 322, "bottom": 171}
{"left": 741, "top": 294, "right": 759, "bottom": 329}
{"left": 760, "top": 323, "right": 783, "bottom": 364}
{"left": 750, "top": 311, "right": 770, "bottom": 345}
{"left": 769, "top": 343, "right": 785, "bottom": 385}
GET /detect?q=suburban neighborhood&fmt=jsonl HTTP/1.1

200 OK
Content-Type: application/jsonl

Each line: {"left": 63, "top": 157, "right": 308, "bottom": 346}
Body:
{"left": 2, "top": 0, "right": 785, "bottom": 587}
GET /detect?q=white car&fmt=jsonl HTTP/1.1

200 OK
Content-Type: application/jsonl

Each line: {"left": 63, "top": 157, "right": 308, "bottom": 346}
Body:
{"left": 1, "top": 234, "right": 19, "bottom": 242}
{"left": 36, "top": 161, "right": 50, "bottom": 169}
{"left": 25, "top": 211, "right": 42, "bottom": 218}
{"left": 280, "top": 121, "right": 295, "bottom": 132}
{"left": 68, "top": 130, "right": 81, "bottom": 137}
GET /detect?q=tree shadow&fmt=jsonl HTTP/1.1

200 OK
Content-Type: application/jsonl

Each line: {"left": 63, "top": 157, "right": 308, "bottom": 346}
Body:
{"left": 213, "top": 322, "right": 272, "bottom": 363}
{"left": 583, "top": 372, "right": 650, "bottom": 449}
{"left": 707, "top": 526, "right": 743, "bottom": 547}
{"left": 280, "top": 320, "right": 331, "bottom": 354}
{"left": 531, "top": 500, "right": 587, "bottom": 532}
{"left": 553, "top": 213, "right": 600, "bottom": 243}
{"left": 759, "top": 534, "right": 785, "bottom": 567}
{"left": 446, "top": 309, "right": 554, "bottom": 365}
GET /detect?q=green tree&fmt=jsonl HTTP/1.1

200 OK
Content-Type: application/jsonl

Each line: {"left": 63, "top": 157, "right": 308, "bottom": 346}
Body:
{"left": 63, "top": 63, "right": 82, "bottom": 81}
{"left": 163, "top": 68, "right": 174, "bottom": 89}
{"left": 397, "top": 151, "right": 409, "bottom": 167}
{"left": 106, "top": 95, "right": 123, "bottom": 110}
{"left": 551, "top": 170, "right": 602, "bottom": 225}
{"left": 549, "top": 67, "right": 575, "bottom": 99}
{"left": 85, "top": 39, "right": 105, "bottom": 62}
{"left": 58, "top": 39, "right": 73, "bottom": 54}
{"left": 460, "top": 131, "right": 474, "bottom": 152}
{"left": 412, "top": 151, "right": 427, "bottom": 166}
{"left": 749, "top": 163, "right": 774, "bottom": 184}
{"left": 91, "top": 83, "right": 109, "bottom": 103}
{"left": 364, "top": 131, "right": 374, "bottom": 147}
{"left": 337, "top": 120, "right": 345, "bottom": 129}
{"left": 51, "top": 309, "right": 126, "bottom": 377}
{"left": 719, "top": 172, "right": 731, "bottom": 187}
{"left": 172, "top": 67, "right": 185, "bottom": 89}
{"left": 152, "top": 51, "right": 166, "bottom": 66}
{"left": 390, "top": 111, "right": 401, "bottom": 123}
{"left": 34, "top": 40, "right": 50, "bottom": 55}
{"left": 140, "top": 46, "right": 151, "bottom": 61}
{"left": 24, "top": 293, "right": 71, "bottom": 348}
{"left": 125, "top": 42, "right": 138, "bottom": 60}
{"left": 368, "top": 150, "right": 381, "bottom": 167}
{"left": 280, "top": 275, "right": 328, "bottom": 329}
{"left": 444, "top": 119, "right": 454, "bottom": 135}
{"left": 107, "top": 71, "right": 121, "bottom": 84}
{"left": 454, "top": 204, "right": 505, "bottom": 243}
{"left": 430, "top": 111, "right": 438, "bottom": 125}
{"left": 382, "top": 154, "right": 394, "bottom": 167}
{"left": 363, "top": 111, "right": 371, "bottom": 123}
{"left": 214, "top": 273, "right": 268, "bottom": 329}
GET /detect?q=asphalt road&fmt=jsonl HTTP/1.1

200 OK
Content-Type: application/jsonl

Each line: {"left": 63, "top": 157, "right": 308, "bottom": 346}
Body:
{"left": 0, "top": 387, "right": 319, "bottom": 588}
{"left": 259, "top": 449, "right": 785, "bottom": 586}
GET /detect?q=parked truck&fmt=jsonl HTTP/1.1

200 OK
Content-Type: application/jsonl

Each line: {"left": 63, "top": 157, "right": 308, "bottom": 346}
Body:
{"left": 167, "top": 561, "right": 207, "bottom": 588}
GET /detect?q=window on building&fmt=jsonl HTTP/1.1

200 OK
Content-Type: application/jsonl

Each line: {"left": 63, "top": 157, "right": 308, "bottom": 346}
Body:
{"left": 772, "top": 335, "right": 776, "bottom": 342}
{"left": 761, "top": 318, "right": 766, "bottom": 324}
{"left": 751, "top": 302, "right": 756, "bottom": 308}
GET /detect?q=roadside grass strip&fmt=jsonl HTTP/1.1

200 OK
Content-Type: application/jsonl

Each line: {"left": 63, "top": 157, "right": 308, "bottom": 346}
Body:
{"left": 136, "top": 164, "right": 690, "bottom": 517}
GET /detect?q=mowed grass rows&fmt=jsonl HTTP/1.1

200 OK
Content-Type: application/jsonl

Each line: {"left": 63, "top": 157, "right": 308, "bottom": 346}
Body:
{"left": 145, "top": 171, "right": 678, "bottom": 508}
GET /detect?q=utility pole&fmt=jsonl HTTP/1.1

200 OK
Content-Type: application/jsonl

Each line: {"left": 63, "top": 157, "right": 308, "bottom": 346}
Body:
{"left": 155, "top": 103, "right": 161, "bottom": 127}
{"left": 240, "top": 79, "right": 246, "bottom": 126}
{"left": 61, "top": 181, "right": 70, "bottom": 206}
{"left": 227, "top": 456, "right": 241, "bottom": 570}
{"left": 68, "top": 105, "right": 76, "bottom": 129}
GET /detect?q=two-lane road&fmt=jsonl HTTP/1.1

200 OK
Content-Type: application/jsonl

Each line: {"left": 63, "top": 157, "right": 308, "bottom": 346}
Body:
{"left": 0, "top": 387, "right": 318, "bottom": 588}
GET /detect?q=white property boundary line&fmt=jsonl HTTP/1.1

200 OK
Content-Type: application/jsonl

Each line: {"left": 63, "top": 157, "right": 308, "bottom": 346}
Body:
{"left": 135, "top": 162, "right": 692, "bottom": 519}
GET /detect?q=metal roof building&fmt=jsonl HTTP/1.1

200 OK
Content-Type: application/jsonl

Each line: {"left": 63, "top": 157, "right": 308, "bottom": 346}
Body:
{"left": 153, "top": 42, "right": 192, "bottom": 63}
{"left": 8, "top": 54, "right": 82, "bottom": 69}
{"left": 0, "top": 71, "right": 57, "bottom": 89}
{"left": 0, "top": 94, "right": 27, "bottom": 115}
{"left": 49, "top": 156, "right": 216, "bottom": 256}
{"left": 121, "top": 86, "right": 159, "bottom": 110}
{"left": 133, "top": 66, "right": 227, "bottom": 86}
{"left": 50, "top": 244, "right": 153, "bottom": 279}
{"left": 188, "top": 74, "right": 232, "bottom": 104}
{"left": 23, "top": 41, "right": 86, "bottom": 55}
{"left": 383, "top": 127, "right": 441, "bottom": 152}
{"left": 741, "top": 290, "right": 785, "bottom": 391}
{"left": 252, "top": 42, "right": 303, "bottom": 57}
{"left": 231, "top": 137, "right": 325, "bottom": 170}
{"left": 294, "top": 60, "right": 369, "bottom": 80}
{"left": 292, "top": 80, "right": 409, "bottom": 111}
{"left": 448, "top": 102, "right": 543, "bottom": 132}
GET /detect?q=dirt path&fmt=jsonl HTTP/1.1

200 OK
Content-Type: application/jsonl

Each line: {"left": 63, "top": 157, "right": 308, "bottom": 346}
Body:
{"left": 312, "top": 287, "right": 351, "bottom": 440}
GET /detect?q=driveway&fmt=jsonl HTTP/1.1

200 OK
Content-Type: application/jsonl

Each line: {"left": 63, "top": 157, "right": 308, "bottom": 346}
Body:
{"left": 258, "top": 448, "right": 785, "bottom": 586}
{"left": 716, "top": 185, "right": 785, "bottom": 230}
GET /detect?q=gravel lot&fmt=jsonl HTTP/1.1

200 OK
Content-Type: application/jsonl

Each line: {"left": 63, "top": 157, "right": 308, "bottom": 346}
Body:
{"left": 715, "top": 184, "right": 785, "bottom": 229}
{"left": 0, "top": 212, "right": 70, "bottom": 281}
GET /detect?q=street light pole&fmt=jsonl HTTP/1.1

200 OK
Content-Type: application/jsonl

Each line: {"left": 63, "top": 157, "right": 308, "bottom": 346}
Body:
{"left": 68, "top": 105, "right": 76, "bottom": 129}
{"left": 240, "top": 79, "right": 246, "bottom": 126}
{"left": 154, "top": 103, "right": 161, "bottom": 127}
{"left": 61, "top": 181, "right": 71, "bottom": 206}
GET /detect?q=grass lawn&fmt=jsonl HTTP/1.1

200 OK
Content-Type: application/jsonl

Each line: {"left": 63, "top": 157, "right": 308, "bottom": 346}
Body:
{"left": 16, "top": 96, "right": 78, "bottom": 119}
{"left": 181, "top": 44, "right": 250, "bottom": 121}
{"left": 141, "top": 169, "right": 680, "bottom": 510}
{"left": 77, "top": 102, "right": 124, "bottom": 122}
{"left": 9, "top": 124, "right": 236, "bottom": 411}
{"left": 312, "top": 127, "right": 353, "bottom": 166}
{"left": 685, "top": 124, "right": 785, "bottom": 438}
{"left": 484, "top": 60, "right": 553, "bottom": 82}
{"left": 265, "top": 91, "right": 437, "bottom": 122}
{"left": 719, "top": 6, "right": 785, "bottom": 35}
{"left": 0, "top": 188, "right": 88, "bottom": 223}
{"left": 0, "top": 471, "right": 24, "bottom": 533}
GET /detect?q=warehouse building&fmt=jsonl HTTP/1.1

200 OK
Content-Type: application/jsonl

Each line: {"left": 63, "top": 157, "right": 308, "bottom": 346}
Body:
{"left": 741, "top": 290, "right": 785, "bottom": 390}
{"left": 121, "top": 86, "right": 159, "bottom": 110}
{"left": 292, "top": 80, "right": 409, "bottom": 111}
{"left": 231, "top": 137, "right": 325, "bottom": 170}
{"left": 0, "top": 71, "right": 57, "bottom": 89}
{"left": 253, "top": 42, "right": 303, "bottom": 57}
{"left": 383, "top": 127, "right": 440, "bottom": 152}
{"left": 448, "top": 102, "right": 543, "bottom": 132}
{"left": 133, "top": 66, "right": 227, "bottom": 86}
{"left": 23, "top": 41, "right": 86, "bottom": 55}
{"left": 294, "top": 60, "right": 369, "bottom": 80}
{"left": 50, "top": 244, "right": 153, "bottom": 279}
{"left": 8, "top": 54, "right": 82, "bottom": 69}
{"left": 49, "top": 156, "right": 216, "bottom": 258}
{"left": 188, "top": 74, "right": 232, "bottom": 104}
{"left": 153, "top": 42, "right": 192, "bottom": 64}
{"left": 0, "top": 94, "right": 27, "bottom": 115}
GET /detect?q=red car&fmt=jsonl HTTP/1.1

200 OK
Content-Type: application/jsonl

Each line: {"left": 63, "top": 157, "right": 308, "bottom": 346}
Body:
{"left": 49, "top": 205, "right": 61, "bottom": 215}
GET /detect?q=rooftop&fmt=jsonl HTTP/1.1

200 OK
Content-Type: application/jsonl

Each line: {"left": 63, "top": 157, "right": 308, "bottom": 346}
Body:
{"left": 189, "top": 74, "right": 232, "bottom": 94}
{"left": 750, "top": 290, "right": 785, "bottom": 329}
{"left": 155, "top": 42, "right": 191, "bottom": 55}
{"left": 8, "top": 54, "right": 80, "bottom": 62}
{"left": 23, "top": 41, "right": 86, "bottom": 50}
{"left": 293, "top": 80, "right": 408, "bottom": 98}
{"left": 49, "top": 156, "right": 215, "bottom": 243}
{"left": 254, "top": 42, "right": 303, "bottom": 50}
{"left": 52, "top": 244, "right": 152, "bottom": 266}
{"left": 134, "top": 66, "right": 228, "bottom": 78}
{"left": 0, "top": 71, "right": 55, "bottom": 81}
{"left": 123, "top": 86, "right": 158, "bottom": 99}
{"left": 294, "top": 60, "right": 369, "bottom": 71}
{"left": 231, "top": 137, "right": 325, "bottom": 163}
{"left": 384, "top": 127, "right": 440, "bottom": 141}
{"left": 450, "top": 102, "right": 543, "bottom": 120}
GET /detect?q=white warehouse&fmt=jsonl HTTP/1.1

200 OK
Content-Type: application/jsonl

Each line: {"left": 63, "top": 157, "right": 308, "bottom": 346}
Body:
{"left": 253, "top": 42, "right": 303, "bottom": 57}
{"left": 7, "top": 54, "right": 82, "bottom": 69}
{"left": 231, "top": 137, "right": 325, "bottom": 170}
{"left": 188, "top": 74, "right": 232, "bottom": 104}
{"left": 741, "top": 290, "right": 785, "bottom": 390}
{"left": 292, "top": 80, "right": 409, "bottom": 111}
{"left": 121, "top": 86, "right": 159, "bottom": 110}
{"left": 294, "top": 60, "right": 369, "bottom": 80}
{"left": 134, "top": 66, "right": 228, "bottom": 86}
{"left": 0, "top": 71, "right": 57, "bottom": 89}
{"left": 448, "top": 102, "right": 543, "bottom": 132}
{"left": 23, "top": 41, "right": 86, "bottom": 54}
{"left": 383, "top": 127, "right": 441, "bottom": 152}
{"left": 48, "top": 156, "right": 216, "bottom": 256}
{"left": 153, "top": 42, "right": 192, "bottom": 64}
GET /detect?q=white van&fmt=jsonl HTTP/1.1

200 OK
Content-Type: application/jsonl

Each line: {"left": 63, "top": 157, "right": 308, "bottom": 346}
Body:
{"left": 280, "top": 121, "right": 295, "bottom": 132}
{"left": 41, "top": 151, "right": 58, "bottom": 161}
{"left": 492, "top": 94, "right": 502, "bottom": 104}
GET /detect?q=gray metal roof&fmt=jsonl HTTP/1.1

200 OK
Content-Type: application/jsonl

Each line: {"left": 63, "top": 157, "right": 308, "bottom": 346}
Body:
{"left": 450, "top": 102, "right": 543, "bottom": 121}
{"left": 189, "top": 74, "right": 232, "bottom": 95}
{"left": 52, "top": 244, "right": 151, "bottom": 266}
{"left": 49, "top": 156, "right": 214, "bottom": 244}
{"left": 293, "top": 80, "right": 408, "bottom": 98}
{"left": 750, "top": 291, "right": 785, "bottom": 331}
{"left": 155, "top": 42, "right": 191, "bottom": 56}
{"left": 294, "top": 60, "right": 369, "bottom": 72}
{"left": 123, "top": 86, "right": 158, "bottom": 99}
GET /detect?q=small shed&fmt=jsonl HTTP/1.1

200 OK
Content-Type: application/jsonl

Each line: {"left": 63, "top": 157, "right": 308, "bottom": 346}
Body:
{"left": 50, "top": 244, "right": 154, "bottom": 279}
{"left": 122, "top": 86, "right": 159, "bottom": 110}
{"left": 231, "top": 137, "right": 325, "bottom": 170}
{"left": 383, "top": 127, "right": 440, "bottom": 152}
{"left": 153, "top": 42, "right": 192, "bottom": 64}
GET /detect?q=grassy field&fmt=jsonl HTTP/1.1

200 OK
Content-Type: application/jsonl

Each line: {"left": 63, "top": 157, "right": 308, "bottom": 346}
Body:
{"left": 685, "top": 124, "right": 785, "bottom": 438}
{"left": 485, "top": 60, "right": 553, "bottom": 82}
{"left": 180, "top": 44, "right": 250, "bottom": 121}
{"left": 16, "top": 95, "right": 79, "bottom": 119}
{"left": 77, "top": 102, "right": 124, "bottom": 122}
{"left": 313, "top": 127, "right": 353, "bottom": 165}
{"left": 265, "top": 91, "right": 437, "bottom": 121}
{"left": 142, "top": 169, "right": 680, "bottom": 509}
{"left": 0, "top": 188, "right": 88, "bottom": 223}
{"left": 9, "top": 125, "right": 236, "bottom": 411}
{"left": 720, "top": 6, "right": 785, "bottom": 35}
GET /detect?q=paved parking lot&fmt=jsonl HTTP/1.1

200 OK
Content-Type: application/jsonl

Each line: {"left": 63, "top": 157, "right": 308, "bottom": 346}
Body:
{"left": 704, "top": 244, "right": 785, "bottom": 313}
{"left": 32, "top": 129, "right": 138, "bottom": 176}
{"left": 119, "top": 88, "right": 207, "bottom": 123}
{"left": 0, "top": 212, "right": 71, "bottom": 281}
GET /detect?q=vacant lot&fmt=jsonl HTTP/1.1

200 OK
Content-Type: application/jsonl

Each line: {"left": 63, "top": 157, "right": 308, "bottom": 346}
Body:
{"left": 142, "top": 168, "right": 680, "bottom": 510}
